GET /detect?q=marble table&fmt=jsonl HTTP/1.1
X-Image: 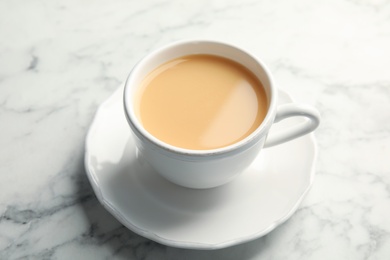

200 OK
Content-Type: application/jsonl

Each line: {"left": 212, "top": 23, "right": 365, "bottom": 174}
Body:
{"left": 1, "top": 0, "right": 389, "bottom": 259}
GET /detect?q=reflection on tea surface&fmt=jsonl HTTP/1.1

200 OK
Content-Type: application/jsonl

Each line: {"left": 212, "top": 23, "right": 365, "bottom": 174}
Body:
{"left": 135, "top": 55, "right": 268, "bottom": 150}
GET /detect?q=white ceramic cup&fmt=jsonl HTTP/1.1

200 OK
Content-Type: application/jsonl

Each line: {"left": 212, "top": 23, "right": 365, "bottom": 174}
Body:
{"left": 124, "top": 40, "right": 320, "bottom": 189}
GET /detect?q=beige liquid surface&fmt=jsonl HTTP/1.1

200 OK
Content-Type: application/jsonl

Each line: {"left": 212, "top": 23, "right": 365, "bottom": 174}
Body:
{"left": 135, "top": 54, "right": 268, "bottom": 150}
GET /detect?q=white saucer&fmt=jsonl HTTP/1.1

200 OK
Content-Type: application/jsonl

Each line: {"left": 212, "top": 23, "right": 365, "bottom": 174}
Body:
{"left": 85, "top": 86, "right": 317, "bottom": 250}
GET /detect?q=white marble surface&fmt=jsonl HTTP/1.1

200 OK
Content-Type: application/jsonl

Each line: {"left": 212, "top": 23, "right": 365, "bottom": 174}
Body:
{"left": 0, "top": 0, "right": 389, "bottom": 259}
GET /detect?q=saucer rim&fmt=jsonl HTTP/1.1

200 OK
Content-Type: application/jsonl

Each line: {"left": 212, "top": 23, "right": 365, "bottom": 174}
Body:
{"left": 84, "top": 87, "right": 318, "bottom": 250}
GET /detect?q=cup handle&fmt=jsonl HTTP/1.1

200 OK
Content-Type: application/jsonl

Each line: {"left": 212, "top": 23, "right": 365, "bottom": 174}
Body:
{"left": 264, "top": 104, "right": 320, "bottom": 148}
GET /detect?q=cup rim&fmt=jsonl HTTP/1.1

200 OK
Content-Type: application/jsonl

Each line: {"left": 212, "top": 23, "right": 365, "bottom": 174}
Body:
{"left": 123, "top": 39, "right": 277, "bottom": 157}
